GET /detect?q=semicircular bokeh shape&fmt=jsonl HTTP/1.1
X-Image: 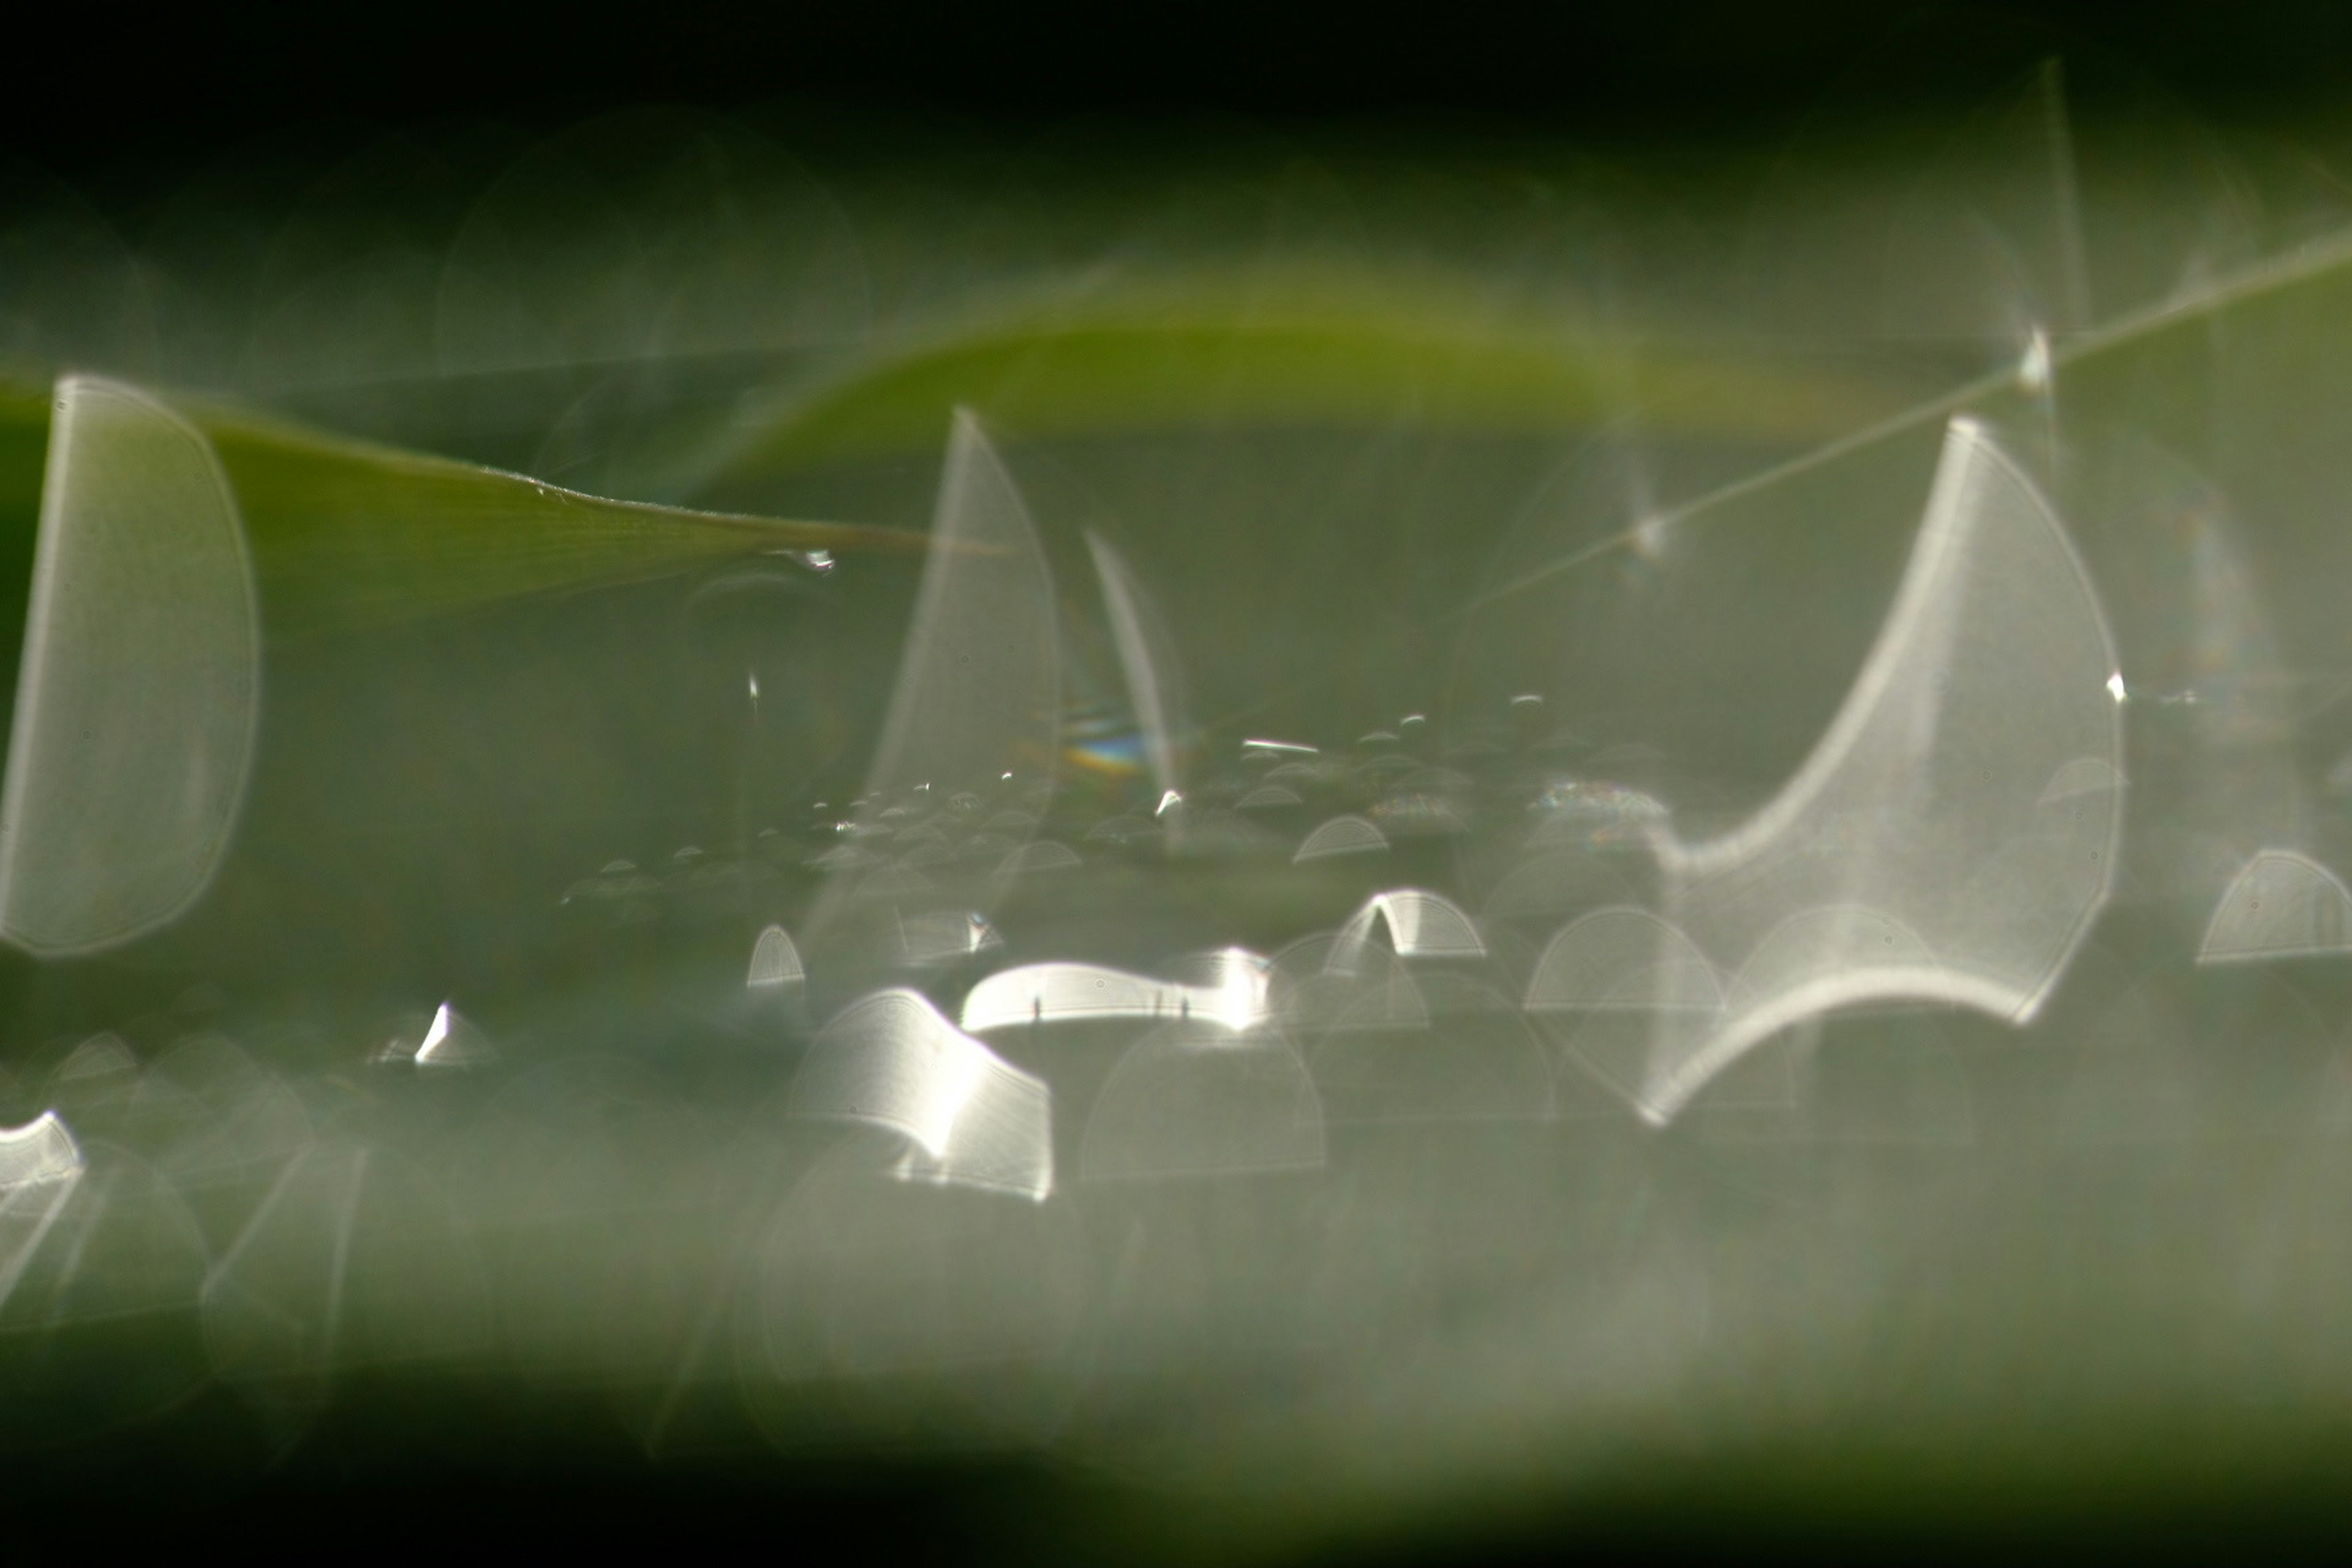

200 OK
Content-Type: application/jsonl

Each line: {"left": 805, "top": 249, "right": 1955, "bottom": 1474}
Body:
{"left": 0, "top": 375, "right": 260, "bottom": 956}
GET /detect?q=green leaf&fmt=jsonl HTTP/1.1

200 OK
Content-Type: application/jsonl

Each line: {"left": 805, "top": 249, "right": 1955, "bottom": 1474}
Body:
{"left": 0, "top": 378, "right": 932, "bottom": 644}
{"left": 688, "top": 274, "right": 1948, "bottom": 502}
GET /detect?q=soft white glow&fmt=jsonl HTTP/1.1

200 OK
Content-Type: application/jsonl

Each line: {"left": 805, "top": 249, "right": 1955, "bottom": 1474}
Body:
{"left": 1330, "top": 889, "right": 1486, "bottom": 971}
{"left": 792, "top": 989, "right": 1054, "bottom": 1200}
{"left": 809, "top": 410, "right": 1059, "bottom": 938}
{"left": 1553, "top": 418, "right": 2122, "bottom": 1125}
{"left": 413, "top": 1003, "right": 497, "bottom": 1067}
{"left": 0, "top": 1111, "right": 85, "bottom": 1317}
{"left": 0, "top": 1112, "right": 82, "bottom": 1191}
{"left": 962, "top": 948, "right": 1272, "bottom": 1035}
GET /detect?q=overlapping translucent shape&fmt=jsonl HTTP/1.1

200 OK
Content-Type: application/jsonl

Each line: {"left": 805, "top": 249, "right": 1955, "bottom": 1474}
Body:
{"left": 51, "top": 1030, "right": 135, "bottom": 1082}
{"left": 0, "top": 1134, "right": 209, "bottom": 1444}
{"left": 37, "top": 1033, "right": 140, "bottom": 1136}
{"left": 1560, "top": 418, "right": 2122, "bottom": 1123}
{"left": 790, "top": 990, "right": 1053, "bottom": 1200}
{"left": 751, "top": 1140, "right": 1088, "bottom": 1450}
{"left": 1330, "top": 888, "right": 1487, "bottom": 970}
{"left": 861, "top": 410, "right": 1059, "bottom": 809}
{"left": 809, "top": 411, "right": 1059, "bottom": 938}
{"left": 1164, "top": 947, "right": 1276, "bottom": 1031}
{"left": 431, "top": 1055, "right": 726, "bottom": 1393}
{"left": 1080, "top": 1022, "right": 1324, "bottom": 1181}
{"left": 1308, "top": 976, "right": 1553, "bottom": 1123}
{"left": 1277, "top": 939, "right": 1433, "bottom": 1035}
{"left": 132, "top": 1036, "right": 313, "bottom": 1256}
{"left": 1483, "top": 850, "right": 1645, "bottom": 926}
{"left": 747, "top": 923, "right": 805, "bottom": 988}
{"left": 894, "top": 910, "right": 1003, "bottom": 968}
{"left": 0, "top": 375, "right": 259, "bottom": 955}
{"left": 2198, "top": 850, "right": 2352, "bottom": 964}
{"left": 0, "top": 1114, "right": 82, "bottom": 1324}
{"left": 200, "top": 1145, "right": 492, "bottom": 1429}
{"left": 1169, "top": 807, "right": 1289, "bottom": 859}
{"left": 1294, "top": 814, "right": 1389, "bottom": 862}
{"left": 1525, "top": 908, "right": 1724, "bottom": 1012}
{"left": 995, "top": 840, "right": 1083, "bottom": 879}
{"left": 1087, "top": 529, "right": 1188, "bottom": 816}
{"left": 1637, "top": 908, "right": 1958, "bottom": 1120}
{"left": 0, "top": 1111, "right": 79, "bottom": 1192}
{"left": 1525, "top": 909, "right": 1725, "bottom": 1113}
